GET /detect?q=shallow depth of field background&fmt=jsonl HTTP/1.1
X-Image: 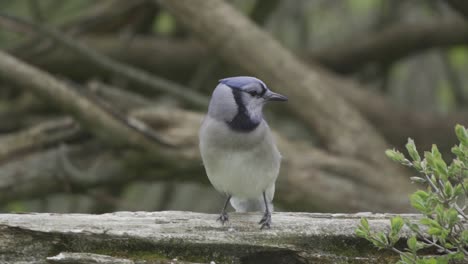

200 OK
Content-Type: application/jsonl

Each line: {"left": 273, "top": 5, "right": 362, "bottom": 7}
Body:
{"left": 0, "top": 0, "right": 467, "bottom": 214}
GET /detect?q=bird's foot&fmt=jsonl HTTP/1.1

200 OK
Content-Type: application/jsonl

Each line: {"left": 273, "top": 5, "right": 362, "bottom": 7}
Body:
{"left": 217, "top": 211, "right": 229, "bottom": 225}
{"left": 259, "top": 211, "right": 271, "bottom": 229}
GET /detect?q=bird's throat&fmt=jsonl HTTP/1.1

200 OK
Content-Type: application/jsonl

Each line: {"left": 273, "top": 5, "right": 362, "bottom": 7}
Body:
{"left": 226, "top": 89, "right": 261, "bottom": 132}
{"left": 226, "top": 111, "right": 260, "bottom": 132}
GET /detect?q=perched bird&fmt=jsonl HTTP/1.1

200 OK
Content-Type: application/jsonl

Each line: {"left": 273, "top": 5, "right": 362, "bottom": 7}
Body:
{"left": 199, "top": 76, "right": 287, "bottom": 229}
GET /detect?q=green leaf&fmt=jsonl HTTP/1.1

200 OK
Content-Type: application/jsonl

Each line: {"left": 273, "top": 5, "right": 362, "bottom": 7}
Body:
{"left": 434, "top": 255, "right": 450, "bottom": 264}
{"left": 455, "top": 124, "right": 468, "bottom": 146}
{"left": 451, "top": 145, "right": 465, "bottom": 161}
{"left": 435, "top": 159, "right": 448, "bottom": 181}
{"left": 448, "top": 159, "right": 462, "bottom": 178}
{"left": 355, "top": 228, "right": 368, "bottom": 238}
{"left": 446, "top": 209, "right": 458, "bottom": 227}
{"left": 461, "top": 230, "right": 468, "bottom": 244}
{"left": 410, "top": 191, "right": 430, "bottom": 214}
{"left": 427, "top": 145, "right": 448, "bottom": 179}
{"left": 433, "top": 258, "right": 446, "bottom": 264}
{"left": 406, "top": 138, "right": 421, "bottom": 162}
{"left": 360, "top": 217, "right": 369, "bottom": 230}
{"left": 391, "top": 216, "right": 404, "bottom": 234}
{"left": 420, "top": 217, "right": 440, "bottom": 228}
{"left": 443, "top": 242, "right": 453, "bottom": 248}
{"left": 400, "top": 254, "right": 415, "bottom": 264}
{"left": 386, "top": 149, "right": 406, "bottom": 163}
{"left": 407, "top": 236, "right": 418, "bottom": 252}
{"left": 453, "top": 184, "right": 463, "bottom": 196}
{"left": 431, "top": 144, "right": 442, "bottom": 159}
{"left": 449, "top": 252, "right": 465, "bottom": 260}
{"left": 404, "top": 218, "right": 420, "bottom": 232}
{"left": 389, "top": 216, "right": 404, "bottom": 245}
{"left": 424, "top": 151, "right": 435, "bottom": 171}
{"left": 377, "top": 232, "right": 389, "bottom": 246}
{"left": 443, "top": 181, "right": 453, "bottom": 199}
{"left": 414, "top": 190, "right": 430, "bottom": 200}
{"left": 428, "top": 227, "right": 442, "bottom": 236}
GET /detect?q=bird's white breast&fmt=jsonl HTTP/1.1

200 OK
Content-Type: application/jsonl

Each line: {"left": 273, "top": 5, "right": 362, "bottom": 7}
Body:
{"left": 199, "top": 116, "right": 281, "bottom": 199}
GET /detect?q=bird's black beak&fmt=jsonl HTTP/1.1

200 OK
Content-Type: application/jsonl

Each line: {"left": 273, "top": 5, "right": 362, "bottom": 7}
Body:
{"left": 265, "top": 91, "right": 288, "bottom": 102}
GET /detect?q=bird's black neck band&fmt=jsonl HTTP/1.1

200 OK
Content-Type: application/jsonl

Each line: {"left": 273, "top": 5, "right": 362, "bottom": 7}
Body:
{"left": 226, "top": 89, "right": 260, "bottom": 132}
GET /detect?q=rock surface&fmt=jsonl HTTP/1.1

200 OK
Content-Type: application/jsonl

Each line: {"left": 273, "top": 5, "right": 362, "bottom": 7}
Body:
{"left": 0, "top": 211, "right": 421, "bottom": 263}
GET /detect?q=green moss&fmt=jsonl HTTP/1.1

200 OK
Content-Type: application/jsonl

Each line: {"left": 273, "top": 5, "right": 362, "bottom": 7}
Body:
{"left": 53, "top": 234, "right": 239, "bottom": 263}
{"left": 87, "top": 248, "right": 237, "bottom": 263}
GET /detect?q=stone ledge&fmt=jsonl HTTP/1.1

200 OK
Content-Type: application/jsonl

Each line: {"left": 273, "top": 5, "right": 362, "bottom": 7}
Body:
{"left": 0, "top": 211, "right": 423, "bottom": 263}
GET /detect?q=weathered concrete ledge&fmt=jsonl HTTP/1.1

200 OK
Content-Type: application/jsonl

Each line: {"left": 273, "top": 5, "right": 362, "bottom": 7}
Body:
{"left": 0, "top": 211, "right": 421, "bottom": 263}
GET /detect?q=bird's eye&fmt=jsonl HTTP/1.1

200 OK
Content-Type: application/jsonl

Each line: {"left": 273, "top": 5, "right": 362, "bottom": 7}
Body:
{"left": 247, "top": 91, "right": 259, "bottom": 97}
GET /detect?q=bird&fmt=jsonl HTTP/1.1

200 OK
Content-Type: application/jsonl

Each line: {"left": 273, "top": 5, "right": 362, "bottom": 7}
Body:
{"left": 199, "top": 76, "right": 287, "bottom": 229}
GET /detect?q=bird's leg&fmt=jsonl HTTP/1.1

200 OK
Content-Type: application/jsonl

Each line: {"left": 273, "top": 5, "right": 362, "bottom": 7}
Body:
{"left": 259, "top": 191, "right": 271, "bottom": 229}
{"left": 217, "top": 195, "right": 231, "bottom": 225}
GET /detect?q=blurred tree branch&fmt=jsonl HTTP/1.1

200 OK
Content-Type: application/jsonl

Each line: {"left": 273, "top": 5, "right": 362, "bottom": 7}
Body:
{"left": 311, "top": 18, "right": 468, "bottom": 74}
{"left": 0, "top": 105, "right": 412, "bottom": 212}
{"left": 17, "top": 37, "right": 204, "bottom": 82}
{"left": 188, "top": 0, "right": 280, "bottom": 90}
{"left": 0, "top": 117, "right": 80, "bottom": 163}
{"left": 0, "top": 13, "right": 209, "bottom": 109}
{"left": 0, "top": 77, "right": 412, "bottom": 212}
{"left": 158, "top": 0, "right": 399, "bottom": 174}
{"left": 0, "top": 50, "right": 181, "bottom": 160}
{"left": 12, "top": 33, "right": 466, "bottom": 155}
{"left": 2, "top": 0, "right": 466, "bottom": 213}
{"left": 19, "top": 19, "right": 468, "bottom": 80}
{"left": 446, "top": 0, "right": 468, "bottom": 19}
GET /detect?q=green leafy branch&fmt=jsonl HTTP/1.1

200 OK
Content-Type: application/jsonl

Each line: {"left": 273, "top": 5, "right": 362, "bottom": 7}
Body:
{"left": 357, "top": 125, "right": 468, "bottom": 264}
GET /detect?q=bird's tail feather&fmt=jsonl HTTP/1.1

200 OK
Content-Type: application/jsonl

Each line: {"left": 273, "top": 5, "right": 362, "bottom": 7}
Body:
{"left": 230, "top": 196, "right": 274, "bottom": 212}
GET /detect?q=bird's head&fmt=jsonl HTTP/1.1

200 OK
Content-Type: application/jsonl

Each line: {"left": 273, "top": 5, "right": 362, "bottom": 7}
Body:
{"left": 208, "top": 76, "right": 287, "bottom": 131}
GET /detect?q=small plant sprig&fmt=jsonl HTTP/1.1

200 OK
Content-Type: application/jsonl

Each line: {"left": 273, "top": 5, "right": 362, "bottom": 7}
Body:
{"left": 356, "top": 125, "right": 468, "bottom": 264}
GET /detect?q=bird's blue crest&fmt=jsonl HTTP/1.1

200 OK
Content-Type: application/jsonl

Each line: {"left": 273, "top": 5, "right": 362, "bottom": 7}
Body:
{"left": 219, "top": 76, "right": 267, "bottom": 90}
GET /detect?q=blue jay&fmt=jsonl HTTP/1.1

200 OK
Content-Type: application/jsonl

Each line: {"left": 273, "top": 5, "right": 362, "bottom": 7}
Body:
{"left": 199, "top": 76, "right": 287, "bottom": 229}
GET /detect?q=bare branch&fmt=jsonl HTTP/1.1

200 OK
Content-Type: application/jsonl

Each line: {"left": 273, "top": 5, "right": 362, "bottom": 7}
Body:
{"left": 310, "top": 19, "right": 468, "bottom": 74}
{"left": 0, "top": 50, "right": 178, "bottom": 157}
{"left": 0, "top": 13, "right": 209, "bottom": 108}
{"left": 445, "top": 0, "right": 468, "bottom": 20}
{"left": 0, "top": 117, "right": 80, "bottom": 163}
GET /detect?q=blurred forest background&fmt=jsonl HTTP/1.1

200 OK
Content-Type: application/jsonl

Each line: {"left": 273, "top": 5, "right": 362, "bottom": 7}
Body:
{"left": 0, "top": 0, "right": 467, "bottom": 215}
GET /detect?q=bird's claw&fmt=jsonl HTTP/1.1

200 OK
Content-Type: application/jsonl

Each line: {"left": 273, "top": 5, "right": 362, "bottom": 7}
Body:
{"left": 217, "top": 211, "right": 229, "bottom": 225}
{"left": 259, "top": 212, "right": 271, "bottom": 229}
